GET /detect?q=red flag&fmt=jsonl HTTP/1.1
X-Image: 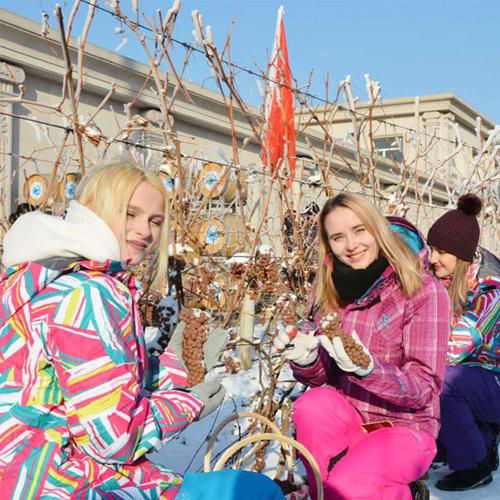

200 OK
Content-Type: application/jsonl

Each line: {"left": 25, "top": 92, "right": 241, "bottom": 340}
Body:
{"left": 261, "top": 6, "right": 296, "bottom": 189}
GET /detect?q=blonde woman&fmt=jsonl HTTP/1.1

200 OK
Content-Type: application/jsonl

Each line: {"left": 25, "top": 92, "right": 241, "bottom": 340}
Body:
{"left": 275, "top": 193, "right": 450, "bottom": 500}
{"left": 427, "top": 194, "right": 500, "bottom": 492}
{"left": 0, "top": 163, "right": 283, "bottom": 499}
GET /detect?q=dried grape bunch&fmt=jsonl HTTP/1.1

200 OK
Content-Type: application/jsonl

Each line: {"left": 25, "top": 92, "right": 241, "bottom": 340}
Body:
{"left": 252, "top": 447, "right": 266, "bottom": 472}
{"left": 276, "top": 293, "right": 300, "bottom": 326}
{"left": 230, "top": 254, "right": 280, "bottom": 300}
{"left": 230, "top": 262, "right": 246, "bottom": 280}
{"left": 224, "top": 356, "right": 240, "bottom": 374}
{"left": 184, "top": 267, "right": 217, "bottom": 308}
{"left": 229, "top": 262, "right": 258, "bottom": 299}
{"left": 320, "top": 313, "right": 371, "bottom": 369}
{"left": 254, "top": 255, "right": 280, "bottom": 295}
{"left": 179, "top": 307, "right": 210, "bottom": 386}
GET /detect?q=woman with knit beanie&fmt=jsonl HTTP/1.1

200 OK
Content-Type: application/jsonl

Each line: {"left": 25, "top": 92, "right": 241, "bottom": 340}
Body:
{"left": 427, "top": 193, "right": 500, "bottom": 492}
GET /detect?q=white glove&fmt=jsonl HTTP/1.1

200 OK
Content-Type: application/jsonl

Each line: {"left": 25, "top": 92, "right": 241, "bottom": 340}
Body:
{"left": 191, "top": 378, "right": 226, "bottom": 420}
{"left": 318, "top": 331, "right": 374, "bottom": 377}
{"left": 167, "top": 322, "right": 227, "bottom": 371}
{"left": 274, "top": 326, "right": 320, "bottom": 366}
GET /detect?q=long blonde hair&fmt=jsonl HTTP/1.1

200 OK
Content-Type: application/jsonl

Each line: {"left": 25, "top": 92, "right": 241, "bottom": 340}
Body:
{"left": 314, "top": 193, "right": 423, "bottom": 313}
{"left": 76, "top": 161, "right": 169, "bottom": 292}
{"left": 444, "top": 258, "right": 470, "bottom": 316}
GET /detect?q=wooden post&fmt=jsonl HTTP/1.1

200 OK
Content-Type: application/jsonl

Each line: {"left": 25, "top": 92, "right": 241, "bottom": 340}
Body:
{"left": 239, "top": 293, "right": 255, "bottom": 370}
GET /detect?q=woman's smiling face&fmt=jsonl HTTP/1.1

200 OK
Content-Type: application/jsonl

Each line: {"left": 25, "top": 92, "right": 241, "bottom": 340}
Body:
{"left": 324, "top": 206, "right": 379, "bottom": 269}
{"left": 111, "top": 182, "right": 165, "bottom": 265}
{"left": 429, "top": 247, "right": 457, "bottom": 278}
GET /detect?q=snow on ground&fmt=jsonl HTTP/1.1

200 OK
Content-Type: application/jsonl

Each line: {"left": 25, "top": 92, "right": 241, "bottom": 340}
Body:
{"left": 149, "top": 353, "right": 302, "bottom": 479}
{"left": 147, "top": 325, "right": 500, "bottom": 499}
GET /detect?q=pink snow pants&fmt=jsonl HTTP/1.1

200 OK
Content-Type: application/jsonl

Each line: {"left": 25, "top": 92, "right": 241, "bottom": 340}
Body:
{"left": 292, "top": 387, "right": 436, "bottom": 500}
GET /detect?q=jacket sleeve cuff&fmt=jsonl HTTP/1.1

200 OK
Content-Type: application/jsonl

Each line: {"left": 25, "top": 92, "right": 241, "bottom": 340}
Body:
{"left": 156, "top": 348, "right": 189, "bottom": 389}
{"left": 170, "top": 387, "right": 204, "bottom": 421}
{"left": 347, "top": 356, "right": 378, "bottom": 383}
{"left": 291, "top": 347, "right": 331, "bottom": 386}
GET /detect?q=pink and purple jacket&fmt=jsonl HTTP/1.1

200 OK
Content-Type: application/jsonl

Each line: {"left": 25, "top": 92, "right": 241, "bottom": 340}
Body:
{"left": 0, "top": 259, "right": 203, "bottom": 499}
{"left": 292, "top": 266, "right": 451, "bottom": 439}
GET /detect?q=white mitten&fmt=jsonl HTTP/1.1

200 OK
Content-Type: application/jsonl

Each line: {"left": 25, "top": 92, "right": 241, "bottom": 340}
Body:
{"left": 191, "top": 378, "right": 225, "bottom": 420}
{"left": 274, "top": 326, "right": 320, "bottom": 366}
{"left": 167, "top": 323, "right": 227, "bottom": 372}
{"left": 318, "top": 331, "right": 374, "bottom": 377}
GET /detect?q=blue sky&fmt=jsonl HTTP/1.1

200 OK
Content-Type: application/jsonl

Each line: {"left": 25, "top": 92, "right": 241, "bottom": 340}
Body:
{"left": 2, "top": 0, "right": 500, "bottom": 123}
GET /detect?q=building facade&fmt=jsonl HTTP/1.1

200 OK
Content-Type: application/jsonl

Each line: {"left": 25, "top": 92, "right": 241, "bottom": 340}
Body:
{"left": 2, "top": 9, "right": 496, "bottom": 254}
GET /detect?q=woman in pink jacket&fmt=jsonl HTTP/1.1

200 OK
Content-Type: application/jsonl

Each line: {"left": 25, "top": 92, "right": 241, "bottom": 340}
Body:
{"left": 275, "top": 193, "right": 451, "bottom": 500}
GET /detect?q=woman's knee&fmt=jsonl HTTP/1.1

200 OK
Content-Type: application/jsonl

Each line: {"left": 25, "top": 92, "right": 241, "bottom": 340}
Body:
{"left": 327, "top": 428, "right": 435, "bottom": 496}
{"left": 294, "top": 387, "right": 337, "bottom": 416}
{"left": 442, "top": 365, "right": 482, "bottom": 400}
{"left": 443, "top": 365, "right": 465, "bottom": 385}
{"left": 292, "top": 386, "right": 358, "bottom": 427}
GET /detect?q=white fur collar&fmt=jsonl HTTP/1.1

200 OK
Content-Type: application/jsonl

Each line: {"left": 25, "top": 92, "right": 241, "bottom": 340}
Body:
{"left": 2, "top": 201, "right": 121, "bottom": 268}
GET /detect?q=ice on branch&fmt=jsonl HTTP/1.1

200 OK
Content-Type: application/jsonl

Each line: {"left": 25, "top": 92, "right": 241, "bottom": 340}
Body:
{"left": 364, "top": 74, "right": 381, "bottom": 105}
{"left": 115, "top": 36, "right": 128, "bottom": 52}
{"left": 191, "top": 10, "right": 204, "bottom": 45}
{"left": 41, "top": 11, "right": 50, "bottom": 37}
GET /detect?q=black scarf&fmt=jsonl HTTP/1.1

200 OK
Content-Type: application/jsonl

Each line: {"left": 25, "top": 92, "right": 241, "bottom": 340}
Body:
{"left": 332, "top": 256, "right": 389, "bottom": 304}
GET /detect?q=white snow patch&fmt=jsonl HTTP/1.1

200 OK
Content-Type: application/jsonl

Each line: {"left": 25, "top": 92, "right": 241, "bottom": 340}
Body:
{"left": 227, "top": 253, "right": 251, "bottom": 265}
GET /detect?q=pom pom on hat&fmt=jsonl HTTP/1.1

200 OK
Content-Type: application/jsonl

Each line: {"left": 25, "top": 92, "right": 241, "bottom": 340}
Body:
{"left": 427, "top": 193, "right": 482, "bottom": 262}
{"left": 457, "top": 193, "right": 482, "bottom": 216}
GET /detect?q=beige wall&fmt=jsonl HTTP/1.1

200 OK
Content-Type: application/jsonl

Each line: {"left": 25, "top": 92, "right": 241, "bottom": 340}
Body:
{"left": 305, "top": 94, "right": 496, "bottom": 186}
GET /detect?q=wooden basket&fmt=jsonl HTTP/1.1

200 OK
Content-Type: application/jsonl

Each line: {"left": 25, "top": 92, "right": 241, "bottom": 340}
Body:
{"left": 204, "top": 412, "right": 289, "bottom": 471}
{"left": 204, "top": 412, "right": 323, "bottom": 500}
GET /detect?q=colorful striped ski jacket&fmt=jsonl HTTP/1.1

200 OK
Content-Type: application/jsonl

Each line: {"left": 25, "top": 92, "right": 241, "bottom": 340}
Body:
{"left": 446, "top": 251, "right": 500, "bottom": 371}
{"left": 0, "top": 259, "right": 203, "bottom": 499}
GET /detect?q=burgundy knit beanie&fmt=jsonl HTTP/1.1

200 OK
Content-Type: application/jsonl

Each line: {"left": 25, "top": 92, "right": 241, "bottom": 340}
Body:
{"left": 427, "top": 194, "right": 482, "bottom": 262}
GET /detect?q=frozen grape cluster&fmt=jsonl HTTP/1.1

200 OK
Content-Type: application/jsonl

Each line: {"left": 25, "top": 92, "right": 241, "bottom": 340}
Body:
{"left": 277, "top": 293, "right": 300, "bottom": 326}
{"left": 320, "top": 313, "right": 371, "bottom": 369}
{"left": 179, "top": 308, "right": 210, "bottom": 386}
{"left": 230, "top": 255, "right": 280, "bottom": 299}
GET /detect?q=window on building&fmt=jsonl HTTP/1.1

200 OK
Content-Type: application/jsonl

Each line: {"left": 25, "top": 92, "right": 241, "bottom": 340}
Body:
{"left": 373, "top": 136, "right": 404, "bottom": 163}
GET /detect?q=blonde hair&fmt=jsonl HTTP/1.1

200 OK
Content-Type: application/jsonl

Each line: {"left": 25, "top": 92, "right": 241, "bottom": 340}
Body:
{"left": 76, "top": 161, "right": 169, "bottom": 292}
{"left": 444, "top": 258, "right": 470, "bottom": 316}
{"left": 314, "top": 192, "right": 423, "bottom": 313}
